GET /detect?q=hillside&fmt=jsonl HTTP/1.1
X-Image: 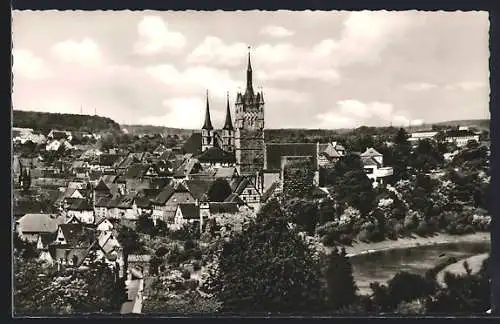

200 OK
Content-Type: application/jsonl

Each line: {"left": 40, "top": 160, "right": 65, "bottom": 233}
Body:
{"left": 121, "top": 124, "right": 196, "bottom": 139}
{"left": 13, "top": 110, "right": 121, "bottom": 134}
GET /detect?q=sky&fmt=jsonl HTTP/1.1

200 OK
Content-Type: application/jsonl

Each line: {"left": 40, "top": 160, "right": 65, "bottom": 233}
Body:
{"left": 12, "top": 10, "right": 490, "bottom": 129}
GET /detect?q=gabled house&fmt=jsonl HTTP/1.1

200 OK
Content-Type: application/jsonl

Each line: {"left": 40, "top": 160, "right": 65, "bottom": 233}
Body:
{"left": 195, "top": 147, "right": 236, "bottom": 168}
{"left": 124, "top": 163, "right": 151, "bottom": 194}
{"left": 133, "top": 188, "right": 161, "bottom": 216}
{"left": 360, "top": 148, "right": 393, "bottom": 187}
{"left": 317, "top": 142, "right": 344, "bottom": 167}
{"left": 16, "top": 213, "right": 64, "bottom": 243}
{"left": 65, "top": 198, "right": 94, "bottom": 224}
{"left": 230, "top": 176, "right": 261, "bottom": 210}
{"left": 151, "top": 183, "right": 194, "bottom": 223}
{"left": 48, "top": 129, "right": 72, "bottom": 141}
{"left": 172, "top": 203, "right": 201, "bottom": 231}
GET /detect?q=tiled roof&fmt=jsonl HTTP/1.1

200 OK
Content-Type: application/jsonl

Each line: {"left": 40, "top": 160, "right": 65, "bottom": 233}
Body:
{"left": 159, "top": 150, "right": 176, "bottom": 161}
{"left": 66, "top": 198, "right": 93, "bottom": 211}
{"left": 118, "top": 193, "right": 136, "bottom": 209}
{"left": 361, "top": 156, "right": 381, "bottom": 167}
{"left": 98, "top": 154, "right": 121, "bottom": 167}
{"left": 209, "top": 202, "right": 239, "bottom": 214}
{"left": 59, "top": 223, "right": 96, "bottom": 247}
{"left": 124, "top": 163, "right": 149, "bottom": 179}
{"left": 102, "top": 174, "right": 117, "bottom": 184}
{"left": 17, "top": 213, "right": 62, "bottom": 233}
{"left": 106, "top": 195, "right": 123, "bottom": 208}
{"left": 321, "top": 143, "right": 342, "bottom": 158}
{"left": 360, "top": 147, "right": 383, "bottom": 157}
{"left": 181, "top": 132, "right": 202, "bottom": 155}
{"left": 265, "top": 143, "right": 318, "bottom": 170}
{"left": 178, "top": 203, "right": 200, "bottom": 220}
{"left": 445, "top": 129, "right": 477, "bottom": 138}
{"left": 152, "top": 184, "right": 176, "bottom": 205}
{"left": 261, "top": 182, "right": 280, "bottom": 203}
{"left": 223, "top": 193, "right": 245, "bottom": 205}
{"left": 214, "top": 167, "right": 237, "bottom": 178}
{"left": 184, "top": 179, "right": 214, "bottom": 200}
{"left": 39, "top": 232, "right": 57, "bottom": 247}
{"left": 196, "top": 147, "right": 236, "bottom": 164}
{"left": 94, "top": 179, "right": 110, "bottom": 192}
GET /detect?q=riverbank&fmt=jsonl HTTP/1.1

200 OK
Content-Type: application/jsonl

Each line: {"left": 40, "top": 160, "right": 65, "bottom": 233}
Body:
{"left": 340, "top": 232, "right": 490, "bottom": 258}
{"left": 436, "top": 252, "right": 489, "bottom": 286}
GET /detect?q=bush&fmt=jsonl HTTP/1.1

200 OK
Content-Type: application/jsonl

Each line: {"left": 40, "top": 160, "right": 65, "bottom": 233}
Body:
{"left": 186, "top": 279, "right": 199, "bottom": 290}
{"left": 155, "top": 246, "right": 169, "bottom": 258}
{"left": 415, "top": 220, "right": 430, "bottom": 237}
{"left": 184, "top": 239, "right": 197, "bottom": 251}
{"left": 338, "top": 234, "right": 353, "bottom": 246}
{"left": 193, "top": 260, "right": 202, "bottom": 271}
{"left": 181, "top": 269, "right": 191, "bottom": 280}
{"left": 464, "top": 224, "right": 475, "bottom": 234}
{"left": 322, "top": 233, "right": 337, "bottom": 247}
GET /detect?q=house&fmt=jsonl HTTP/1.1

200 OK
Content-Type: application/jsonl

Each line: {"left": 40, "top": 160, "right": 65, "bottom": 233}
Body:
{"left": 151, "top": 183, "right": 194, "bottom": 224}
{"left": 65, "top": 198, "right": 94, "bottom": 224}
{"left": 214, "top": 166, "right": 238, "bottom": 180}
{"left": 360, "top": 148, "right": 393, "bottom": 187}
{"left": 127, "top": 254, "right": 152, "bottom": 279}
{"left": 94, "top": 196, "right": 111, "bottom": 221}
{"left": 133, "top": 188, "right": 161, "bottom": 216}
{"left": 45, "top": 139, "right": 73, "bottom": 151}
{"left": 124, "top": 163, "right": 152, "bottom": 194}
{"left": 16, "top": 213, "right": 64, "bottom": 243}
{"left": 261, "top": 181, "right": 280, "bottom": 204}
{"left": 96, "top": 217, "right": 114, "bottom": 233}
{"left": 48, "top": 129, "right": 72, "bottom": 141}
{"left": 444, "top": 129, "right": 480, "bottom": 147}
{"left": 230, "top": 176, "right": 261, "bottom": 210}
{"left": 409, "top": 130, "right": 438, "bottom": 145}
{"left": 172, "top": 203, "right": 201, "bottom": 231}
{"left": 195, "top": 146, "right": 236, "bottom": 168}
{"left": 317, "top": 142, "right": 345, "bottom": 167}
{"left": 173, "top": 158, "right": 203, "bottom": 180}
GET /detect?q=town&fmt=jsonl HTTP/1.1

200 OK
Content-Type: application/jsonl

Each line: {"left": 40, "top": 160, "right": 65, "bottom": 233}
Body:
{"left": 13, "top": 49, "right": 492, "bottom": 315}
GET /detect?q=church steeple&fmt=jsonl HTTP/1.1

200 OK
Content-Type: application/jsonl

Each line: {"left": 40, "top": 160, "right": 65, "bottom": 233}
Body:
{"left": 245, "top": 46, "right": 254, "bottom": 97}
{"left": 223, "top": 91, "right": 234, "bottom": 131}
{"left": 202, "top": 89, "right": 214, "bottom": 130}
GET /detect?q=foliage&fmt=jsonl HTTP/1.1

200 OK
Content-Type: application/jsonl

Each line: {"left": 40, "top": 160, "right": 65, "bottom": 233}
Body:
{"left": 216, "top": 208, "right": 326, "bottom": 313}
{"left": 391, "top": 128, "right": 412, "bottom": 182}
{"left": 13, "top": 110, "right": 121, "bottom": 134}
{"left": 335, "top": 168, "right": 375, "bottom": 216}
{"left": 283, "top": 198, "right": 319, "bottom": 235}
{"left": 410, "top": 139, "right": 444, "bottom": 173}
{"left": 324, "top": 248, "right": 358, "bottom": 310}
{"left": 14, "top": 256, "right": 125, "bottom": 315}
{"left": 282, "top": 159, "right": 315, "bottom": 199}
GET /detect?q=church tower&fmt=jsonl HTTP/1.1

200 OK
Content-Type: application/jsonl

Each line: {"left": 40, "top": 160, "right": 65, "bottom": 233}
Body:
{"left": 234, "top": 47, "right": 265, "bottom": 176}
{"left": 201, "top": 90, "right": 215, "bottom": 152}
{"left": 221, "top": 92, "right": 235, "bottom": 152}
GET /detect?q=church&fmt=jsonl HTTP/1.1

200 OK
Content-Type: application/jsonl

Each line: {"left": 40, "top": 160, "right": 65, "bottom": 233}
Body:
{"left": 185, "top": 49, "right": 336, "bottom": 196}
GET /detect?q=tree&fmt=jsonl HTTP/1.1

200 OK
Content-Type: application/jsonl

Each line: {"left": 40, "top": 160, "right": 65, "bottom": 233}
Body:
{"left": 136, "top": 213, "right": 155, "bottom": 235}
{"left": 216, "top": 210, "right": 326, "bottom": 313}
{"left": 335, "top": 169, "right": 375, "bottom": 216}
{"left": 391, "top": 128, "right": 412, "bottom": 182}
{"left": 282, "top": 159, "right": 315, "bottom": 199}
{"left": 117, "top": 226, "right": 143, "bottom": 272}
{"left": 318, "top": 198, "right": 336, "bottom": 224}
{"left": 283, "top": 198, "right": 319, "bottom": 235}
{"left": 410, "top": 139, "right": 444, "bottom": 173}
{"left": 324, "top": 248, "right": 357, "bottom": 311}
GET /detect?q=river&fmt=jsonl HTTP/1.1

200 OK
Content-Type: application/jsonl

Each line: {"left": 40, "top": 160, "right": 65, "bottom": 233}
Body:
{"left": 350, "top": 241, "right": 490, "bottom": 295}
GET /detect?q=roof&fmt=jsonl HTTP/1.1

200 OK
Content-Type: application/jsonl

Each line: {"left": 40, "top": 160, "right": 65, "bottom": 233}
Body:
{"left": 128, "top": 254, "right": 152, "bottom": 263}
{"left": 49, "top": 130, "right": 68, "bottom": 140}
{"left": 181, "top": 133, "right": 202, "bottom": 155}
{"left": 183, "top": 179, "right": 215, "bottom": 200}
{"left": 118, "top": 193, "right": 136, "bottom": 209}
{"left": 98, "top": 153, "right": 121, "bottom": 167}
{"left": 159, "top": 150, "right": 176, "bottom": 161}
{"left": 196, "top": 147, "right": 236, "bottom": 164}
{"left": 66, "top": 198, "right": 93, "bottom": 211}
{"left": 209, "top": 202, "right": 239, "bottom": 214}
{"left": 321, "top": 143, "right": 342, "bottom": 158}
{"left": 261, "top": 182, "right": 280, "bottom": 203}
{"left": 178, "top": 203, "right": 200, "bottom": 220}
{"left": 152, "top": 184, "right": 177, "bottom": 205}
{"left": 223, "top": 193, "right": 245, "bottom": 205}
{"left": 94, "top": 179, "right": 110, "bottom": 192}
{"left": 17, "top": 213, "right": 62, "bottom": 233}
{"left": 361, "top": 156, "right": 381, "bottom": 167}
{"left": 202, "top": 93, "right": 214, "bottom": 130}
{"left": 214, "top": 167, "right": 237, "bottom": 178}
{"left": 265, "top": 143, "right": 318, "bottom": 170}
{"left": 39, "top": 232, "right": 57, "bottom": 247}
{"left": 360, "top": 147, "right": 383, "bottom": 157}
{"left": 445, "top": 129, "right": 478, "bottom": 138}
{"left": 102, "top": 174, "right": 117, "bottom": 184}
{"left": 223, "top": 94, "right": 234, "bottom": 131}
{"left": 124, "top": 163, "right": 149, "bottom": 179}
{"left": 59, "top": 223, "right": 96, "bottom": 247}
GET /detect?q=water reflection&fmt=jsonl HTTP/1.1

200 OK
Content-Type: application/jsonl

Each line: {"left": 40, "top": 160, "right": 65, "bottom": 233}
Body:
{"left": 350, "top": 241, "right": 490, "bottom": 295}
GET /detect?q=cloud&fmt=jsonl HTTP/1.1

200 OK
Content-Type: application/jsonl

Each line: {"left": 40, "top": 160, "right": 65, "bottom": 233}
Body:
{"left": 338, "top": 100, "right": 394, "bottom": 120}
{"left": 392, "top": 115, "right": 424, "bottom": 127}
{"left": 264, "top": 87, "right": 311, "bottom": 104}
{"left": 146, "top": 64, "right": 241, "bottom": 98}
{"left": 336, "top": 11, "right": 414, "bottom": 65}
{"left": 12, "top": 49, "right": 53, "bottom": 80}
{"left": 186, "top": 36, "right": 248, "bottom": 66}
{"left": 260, "top": 25, "right": 294, "bottom": 38}
{"left": 315, "top": 112, "right": 355, "bottom": 129}
{"left": 51, "top": 38, "right": 103, "bottom": 66}
{"left": 445, "top": 81, "right": 488, "bottom": 91}
{"left": 403, "top": 82, "right": 437, "bottom": 91}
{"left": 134, "top": 16, "right": 186, "bottom": 55}
{"left": 138, "top": 97, "right": 223, "bottom": 129}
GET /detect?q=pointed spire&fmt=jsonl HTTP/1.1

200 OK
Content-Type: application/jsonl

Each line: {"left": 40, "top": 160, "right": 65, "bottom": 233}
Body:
{"left": 202, "top": 89, "right": 214, "bottom": 130}
{"left": 245, "top": 46, "right": 254, "bottom": 96}
{"left": 223, "top": 91, "right": 234, "bottom": 131}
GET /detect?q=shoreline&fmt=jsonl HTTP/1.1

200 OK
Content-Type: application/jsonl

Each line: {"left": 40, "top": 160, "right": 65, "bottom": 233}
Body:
{"left": 339, "top": 232, "right": 490, "bottom": 258}
{"left": 436, "top": 252, "right": 489, "bottom": 286}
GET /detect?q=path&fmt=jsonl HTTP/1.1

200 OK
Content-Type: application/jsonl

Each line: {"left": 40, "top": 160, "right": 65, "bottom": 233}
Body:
{"left": 120, "top": 278, "right": 143, "bottom": 314}
{"left": 436, "top": 253, "right": 489, "bottom": 287}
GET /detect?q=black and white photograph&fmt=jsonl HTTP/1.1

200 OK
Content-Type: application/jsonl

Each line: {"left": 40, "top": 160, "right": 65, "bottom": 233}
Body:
{"left": 12, "top": 10, "right": 492, "bottom": 315}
